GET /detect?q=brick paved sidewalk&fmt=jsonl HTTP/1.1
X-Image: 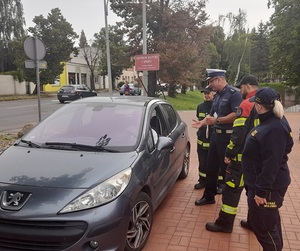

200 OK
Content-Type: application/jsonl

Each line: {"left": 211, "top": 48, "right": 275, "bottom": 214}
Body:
{"left": 143, "top": 111, "right": 300, "bottom": 251}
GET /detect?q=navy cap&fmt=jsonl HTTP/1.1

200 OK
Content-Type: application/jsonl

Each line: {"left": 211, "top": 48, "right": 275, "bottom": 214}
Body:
{"left": 236, "top": 75, "right": 258, "bottom": 88}
{"left": 249, "top": 87, "right": 279, "bottom": 105}
{"left": 206, "top": 69, "right": 226, "bottom": 81}
{"left": 200, "top": 85, "right": 213, "bottom": 93}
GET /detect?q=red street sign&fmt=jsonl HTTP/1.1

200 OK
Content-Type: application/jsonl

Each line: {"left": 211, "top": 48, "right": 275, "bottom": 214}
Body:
{"left": 135, "top": 54, "right": 160, "bottom": 71}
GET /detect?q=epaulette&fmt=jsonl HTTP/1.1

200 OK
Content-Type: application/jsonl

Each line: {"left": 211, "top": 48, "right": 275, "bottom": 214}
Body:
{"left": 229, "top": 88, "right": 236, "bottom": 93}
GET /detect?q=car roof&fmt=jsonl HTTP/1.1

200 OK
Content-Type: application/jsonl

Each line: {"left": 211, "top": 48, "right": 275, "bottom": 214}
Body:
{"left": 71, "top": 96, "right": 167, "bottom": 107}
{"left": 60, "top": 85, "right": 87, "bottom": 88}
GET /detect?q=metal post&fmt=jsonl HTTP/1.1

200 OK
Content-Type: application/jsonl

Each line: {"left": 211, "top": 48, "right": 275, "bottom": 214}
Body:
{"left": 104, "top": 0, "right": 113, "bottom": 95}
{"left": 142, "top": 0, "right": 148, "bottom": 96}
{"left": 34, "top": 37, "right": 41, "bottom": 122}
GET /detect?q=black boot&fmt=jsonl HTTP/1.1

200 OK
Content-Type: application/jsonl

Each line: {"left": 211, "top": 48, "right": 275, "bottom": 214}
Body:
{"left": 205, "top": 222, "right": 232, "bottom": 233}
{"left": 240, "top": 219, "right": 252, "bottom": 231}
{"left": 195, "top": 197, "right": 215, "bottom": 206}
{"left": 194, "top": 181, "right": 206, "bottom": 189}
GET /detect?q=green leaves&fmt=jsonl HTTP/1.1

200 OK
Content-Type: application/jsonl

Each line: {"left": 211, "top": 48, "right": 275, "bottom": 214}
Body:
{"left": 25, "top": 8, "right": 78, "bottom": 85}
{"left": 0, "top": 0, "right": 25, "bottom": 72}
{"left": 269, "top": 0, "right": 300, "bottom": 84}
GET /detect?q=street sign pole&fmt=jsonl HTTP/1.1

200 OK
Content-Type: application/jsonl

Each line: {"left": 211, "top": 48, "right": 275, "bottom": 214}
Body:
{"left": 24, "top": 36, "right": 46, "bottom": 122}
{"left": 34, "top": 37, "right": 42, "bottom": 122}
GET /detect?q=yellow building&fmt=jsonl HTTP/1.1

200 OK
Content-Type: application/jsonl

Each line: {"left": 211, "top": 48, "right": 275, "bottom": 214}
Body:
{"left": 43, "top": 49, "right": 140, "bottom": 93}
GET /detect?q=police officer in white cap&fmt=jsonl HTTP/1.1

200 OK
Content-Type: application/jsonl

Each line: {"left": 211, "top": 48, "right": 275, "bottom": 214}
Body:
{"left": 192, "top": 69, "right": 242, "bottom": 206}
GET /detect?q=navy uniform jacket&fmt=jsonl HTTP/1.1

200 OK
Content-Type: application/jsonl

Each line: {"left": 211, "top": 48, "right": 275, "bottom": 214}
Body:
{"left": 210, "top": 85, "right": 242, "bottom": 130}
{"left": 196, "top": 100, "right": 213, "bottom": 149}
{"left": 242, "top": 110, "right": 294, "bottom": 198}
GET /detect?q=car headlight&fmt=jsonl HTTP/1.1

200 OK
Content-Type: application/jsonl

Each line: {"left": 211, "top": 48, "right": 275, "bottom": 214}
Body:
{"left": 60, "top": 168, "right": 132, "bottom": 213}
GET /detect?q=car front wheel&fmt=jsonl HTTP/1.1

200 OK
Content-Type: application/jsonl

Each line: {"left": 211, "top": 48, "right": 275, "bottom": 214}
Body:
{"left": 126, "top": 192, "right": 153, "bottom": 251}
{"left": 178, "top": 144, "right": 190, "bottom": 179}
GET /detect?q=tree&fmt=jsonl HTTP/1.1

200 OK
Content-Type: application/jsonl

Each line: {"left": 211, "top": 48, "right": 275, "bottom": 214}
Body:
{"left": 209, "top": 25, "right": 227, "bottom": 70}
{"left": 79, "top": 30, "right": 102, "bottom": 90}
{"left": 26, "top": 8, "right": 78, "bottom": 89}
{"left": 214, "top": 8, "right": 250, "bottom": 84}
{"left": 249, "top": 22, "right": 270, "bottom": 80}
{"left": 94, "top": 25, "right": 131, "bottom": 90}
{"left": 0, "top": 0, "right": 26, "bottom": 72}
{"left": 110, "top": 0, "right": 211, "bottom": 97}
{"left": 268, "top": 0, "right": 300, "bottom": 85}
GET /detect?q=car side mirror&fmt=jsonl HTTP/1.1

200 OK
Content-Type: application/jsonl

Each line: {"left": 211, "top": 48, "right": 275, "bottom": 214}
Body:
{"left": 157, "top": 137, "right": 174, "bottom": 151}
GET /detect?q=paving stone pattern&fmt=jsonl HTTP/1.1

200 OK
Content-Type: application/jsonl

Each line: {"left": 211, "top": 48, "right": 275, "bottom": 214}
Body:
{"left": 143, "top": 111, "right": 300, "bottom": 251}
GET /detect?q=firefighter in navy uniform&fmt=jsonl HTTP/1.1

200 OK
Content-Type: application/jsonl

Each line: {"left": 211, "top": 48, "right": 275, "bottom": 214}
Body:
{"left": 192, "top": 69, "right": 242, "bottom": 206}
{"left": 205, "top": 75, "right": 259, "bottom": 233}
{"left": 194, "top": 86, "right": 215, "bottom": 190}
{"left": 243, "top": 87, "right": 293, "bottom": 251}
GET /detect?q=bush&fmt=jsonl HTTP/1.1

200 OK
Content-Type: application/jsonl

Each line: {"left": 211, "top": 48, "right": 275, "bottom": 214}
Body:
{"left": 117, "top": 82, "right": 125, "bottom": 89}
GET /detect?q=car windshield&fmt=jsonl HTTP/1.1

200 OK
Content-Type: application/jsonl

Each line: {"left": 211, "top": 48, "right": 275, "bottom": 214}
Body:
{"left": 22, "top": 102, "right": 144, "bottom": 151}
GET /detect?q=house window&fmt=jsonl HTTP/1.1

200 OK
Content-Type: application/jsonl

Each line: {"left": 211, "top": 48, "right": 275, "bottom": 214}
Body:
{"left": 81, "top": 74, "right": 87, "bottom": 85}
{"left": 69, "top": 73, "right": 76, "bottom": 85}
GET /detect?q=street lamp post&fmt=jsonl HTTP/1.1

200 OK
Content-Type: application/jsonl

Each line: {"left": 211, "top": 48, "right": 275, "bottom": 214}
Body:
{"left": 104, "top": 0, "right": 113, "bottom": 96}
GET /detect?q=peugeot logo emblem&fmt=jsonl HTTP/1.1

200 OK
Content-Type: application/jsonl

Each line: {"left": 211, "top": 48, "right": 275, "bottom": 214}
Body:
{"left": 1, "top": 191, "right": 31, "bottom": 210}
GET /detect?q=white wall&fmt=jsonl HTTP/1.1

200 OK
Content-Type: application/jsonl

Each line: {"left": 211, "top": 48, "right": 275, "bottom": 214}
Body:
{"left": 0, "top": 75, "right": 35, "bottom": 95}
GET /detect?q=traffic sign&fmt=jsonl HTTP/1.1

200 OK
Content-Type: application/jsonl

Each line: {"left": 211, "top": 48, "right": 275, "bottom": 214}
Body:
{"left": 24, "top": 37, "right": 46, "bottom": 61}
{"left": 25, "top": 60, "right": 47, "bottom": 69}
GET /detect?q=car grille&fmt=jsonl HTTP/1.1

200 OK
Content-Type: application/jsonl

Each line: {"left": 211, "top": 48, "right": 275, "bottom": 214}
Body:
{"left": 0, "top": 218, "right": 87, "bottom": 251}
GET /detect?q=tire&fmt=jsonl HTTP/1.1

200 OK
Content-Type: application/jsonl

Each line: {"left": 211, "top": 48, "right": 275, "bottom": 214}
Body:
{"left": 59, "top": 100, "right": 64, "bottom": 104}
{"left": 178, "top": 144, "right": 190, "bottom": 179}
{"left": 125, "top": 192, "right": 153, "bottom": 251}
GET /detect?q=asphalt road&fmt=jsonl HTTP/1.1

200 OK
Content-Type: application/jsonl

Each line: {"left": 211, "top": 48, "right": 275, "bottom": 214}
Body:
{"left": 0, "top": 96, "right": 63, "bottom": 132}
{"left": 0, "top": 91, "right": 125, "bottom": 132}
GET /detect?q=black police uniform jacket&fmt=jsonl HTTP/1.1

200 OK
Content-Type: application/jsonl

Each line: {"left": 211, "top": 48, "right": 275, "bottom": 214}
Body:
{"left": 196, "top": 100, "right": 213, "bottom": 150}
{"left": 242, "top": 110, "right": 294, "bottom": 198}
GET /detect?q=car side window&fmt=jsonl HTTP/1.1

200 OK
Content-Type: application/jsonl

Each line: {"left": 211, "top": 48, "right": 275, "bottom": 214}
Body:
{"left": 150, "top": 107, "right": 168, "bottom": 136}
{"left": 161, "top": 104, "right": 178, "bottom": 132}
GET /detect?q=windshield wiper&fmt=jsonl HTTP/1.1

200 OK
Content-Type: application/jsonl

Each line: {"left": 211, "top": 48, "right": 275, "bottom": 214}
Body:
{"left": 17, "top": 139, "right": 41, "bottom": 148}
{"left": 44, "top": 142, "right": 119, "bottom": 152}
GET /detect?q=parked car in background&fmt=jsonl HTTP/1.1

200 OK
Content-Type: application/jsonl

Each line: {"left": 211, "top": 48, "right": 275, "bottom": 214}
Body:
{"left": 57, "top": 84, "right": 97, "bottom": 103}
{"left": 0, "top": 96, "right": 190, "bottom": 251}
{"left": 119, "top": 83, "right": 141, "bottom": 95}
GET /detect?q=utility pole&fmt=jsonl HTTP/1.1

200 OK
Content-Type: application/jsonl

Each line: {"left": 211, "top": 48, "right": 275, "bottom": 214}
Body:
{"left": 104, "top": 0, "right": 113, "bottom": 95}
{"left": 142, "top": 0, "right": 148, "bottom": 96}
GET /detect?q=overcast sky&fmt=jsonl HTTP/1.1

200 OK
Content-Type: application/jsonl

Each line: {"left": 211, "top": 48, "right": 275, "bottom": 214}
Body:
{"left": 22, "top": 0, "right": 274, "bottom": 41}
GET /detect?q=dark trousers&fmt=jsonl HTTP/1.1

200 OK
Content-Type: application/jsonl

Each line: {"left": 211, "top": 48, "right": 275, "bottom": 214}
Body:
{"left": 216, "top": 162, "right": 244, "bottom": 228}
{"left": 197, "top": 143, "right": 208, "bottom": 183}
{"left": 246, "top": 187, "right": 288, "bottom": 251}
{"left": 203, "top": 132, "right": 231, "bottom": 199}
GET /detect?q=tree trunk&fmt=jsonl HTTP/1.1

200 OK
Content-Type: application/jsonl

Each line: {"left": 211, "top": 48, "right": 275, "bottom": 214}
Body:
{"left": 90, "top": 72, "right": 95, "bottom": 90}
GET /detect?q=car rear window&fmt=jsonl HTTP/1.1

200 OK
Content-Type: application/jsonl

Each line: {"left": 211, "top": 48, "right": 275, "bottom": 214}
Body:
{"left": 59, "top": 86, "right": 74, "bottom": 92}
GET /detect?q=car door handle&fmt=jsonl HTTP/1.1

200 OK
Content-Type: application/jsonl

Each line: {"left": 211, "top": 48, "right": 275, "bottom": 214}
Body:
{"left": 170, "top": 147, "right": 175, "bottom": 153}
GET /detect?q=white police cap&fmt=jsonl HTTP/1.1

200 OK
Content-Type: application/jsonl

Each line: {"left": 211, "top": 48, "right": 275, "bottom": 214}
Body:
{"left": 206, "top": 69, "right": 226, "bottom": 81}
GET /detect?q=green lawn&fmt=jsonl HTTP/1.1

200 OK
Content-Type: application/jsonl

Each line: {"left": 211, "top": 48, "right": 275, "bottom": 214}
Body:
{"left": 164, "top": 90, "right": 204, "bottom": 110}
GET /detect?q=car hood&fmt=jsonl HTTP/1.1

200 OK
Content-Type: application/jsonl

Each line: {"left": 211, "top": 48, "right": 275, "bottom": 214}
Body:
{"left": 0, "top": 146, "right": 138, "bottom": 189}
